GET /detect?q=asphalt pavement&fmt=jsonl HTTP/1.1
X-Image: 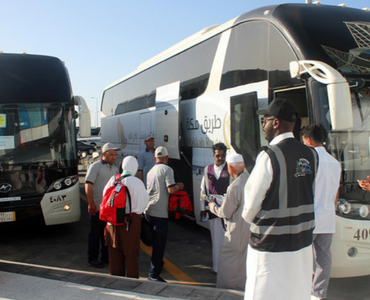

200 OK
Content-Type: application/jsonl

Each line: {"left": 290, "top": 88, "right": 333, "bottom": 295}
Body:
{"left": 1, "top": 158, "right": 370, "bottom": 299}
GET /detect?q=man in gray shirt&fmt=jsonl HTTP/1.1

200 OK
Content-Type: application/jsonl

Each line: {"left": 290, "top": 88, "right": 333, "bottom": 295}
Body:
{"left": 145, "top": 146, "right": 184, "bottom": 282}
{"left": 85, "top": 142, "right": 120, "bottom": 268}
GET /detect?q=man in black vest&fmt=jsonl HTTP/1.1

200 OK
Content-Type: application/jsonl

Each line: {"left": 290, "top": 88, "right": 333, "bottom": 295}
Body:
{"left": 242, "top": 99, "right": 317, "bottom": 300}
{"left": 200, "top": 142, "right": 230, "bottom": 273}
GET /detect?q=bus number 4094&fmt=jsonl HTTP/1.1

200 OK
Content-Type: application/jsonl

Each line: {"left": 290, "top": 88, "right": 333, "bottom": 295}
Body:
{"left": 353, "top": 229, "right": 370, "bottom": 241}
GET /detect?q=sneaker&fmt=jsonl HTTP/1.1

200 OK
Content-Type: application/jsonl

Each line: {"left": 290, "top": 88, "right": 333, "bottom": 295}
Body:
{"left": 148, "top": 276, "right": 167, "bottom": 283}
{"left": 88, "top": 259, "right": 104, "bottom": 268}
{"left": 311, "top": 296, "right": 323, "bottom": 300}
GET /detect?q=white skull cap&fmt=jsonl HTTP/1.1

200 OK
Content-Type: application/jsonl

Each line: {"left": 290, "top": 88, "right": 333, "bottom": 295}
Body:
{"left": 121, "top": 156, "right": 138, "bottom": 176}
{"left": 226, "top": 153, "right": 244, "bottom": 164}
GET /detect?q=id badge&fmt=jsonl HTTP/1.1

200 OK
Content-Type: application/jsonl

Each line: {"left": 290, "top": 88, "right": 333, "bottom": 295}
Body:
{"left": 115, "top": 185, "right": 122, "bottom": 192}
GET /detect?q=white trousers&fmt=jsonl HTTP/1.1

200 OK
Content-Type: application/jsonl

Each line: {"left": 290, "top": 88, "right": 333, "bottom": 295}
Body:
{"left": 245, "top": 245, "right": 312, "bottom": 300}
{"left": 209, "top": 218, "right": 225, "bottom": 273}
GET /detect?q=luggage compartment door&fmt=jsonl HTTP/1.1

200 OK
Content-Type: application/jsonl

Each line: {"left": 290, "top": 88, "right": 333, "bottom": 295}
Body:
{"left": 155, "top": 81, "right": 181, "bottom": 160}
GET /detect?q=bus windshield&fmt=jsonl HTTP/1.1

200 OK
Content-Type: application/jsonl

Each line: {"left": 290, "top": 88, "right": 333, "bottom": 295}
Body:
{"left": 313, "top": 82, "right": 370, "bottom": 202}
{"left": 273, "top": 4, "right": 370, "bottom": 75}
{"left": 0, "top": 104, "right": 78, "bottom": 169}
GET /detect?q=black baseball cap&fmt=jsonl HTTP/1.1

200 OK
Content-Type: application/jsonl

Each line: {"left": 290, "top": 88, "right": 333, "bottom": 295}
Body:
{"left": 257, "top": 98, "right": 297, "bottom": 122}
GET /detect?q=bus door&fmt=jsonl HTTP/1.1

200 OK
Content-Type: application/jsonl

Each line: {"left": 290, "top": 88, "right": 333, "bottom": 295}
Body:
{"left": 230, "top": 92, "right": 261, "bottom": 172}
{"left": 155, "top": 81, "right": 181, "bottom": 160}
{"left": 274, "top": 87, "right": 310, "bottom": 138}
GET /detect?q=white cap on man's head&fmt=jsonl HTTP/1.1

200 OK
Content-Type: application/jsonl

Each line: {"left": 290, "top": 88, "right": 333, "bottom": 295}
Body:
{"left": 155, "top": 146, "right": 168, "bottom": 158}
{"left": 226, "top": 153, "right": 244, "bottom": 164}
{"left": 145, "top": 133, "right": 155, "bottom": 141}
{"left": 102, "top": 143, "right": 121, "bottom": 153}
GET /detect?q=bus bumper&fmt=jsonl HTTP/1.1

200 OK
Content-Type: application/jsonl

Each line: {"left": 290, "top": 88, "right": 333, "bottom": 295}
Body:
{"left": 40, "top": 183, "right": 81, "bottom": 226}
{"left": 331, "top": 215, "right": 370, "bottom": 278}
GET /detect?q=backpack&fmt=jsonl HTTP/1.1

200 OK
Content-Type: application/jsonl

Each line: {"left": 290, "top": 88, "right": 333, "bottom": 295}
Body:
{"left": 169, "top": 191, "right": 193, "bottom": 219}
{"left": 99, "top": 174, "right": 132, "bottom": 226}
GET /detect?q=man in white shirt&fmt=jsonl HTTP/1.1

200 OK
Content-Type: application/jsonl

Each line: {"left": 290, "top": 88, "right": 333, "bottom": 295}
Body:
{"left": 103, "top": 156, "right": 150, "bottom": 278}
{"left": 301, "top": 125, "right": 341, "bottom": 300}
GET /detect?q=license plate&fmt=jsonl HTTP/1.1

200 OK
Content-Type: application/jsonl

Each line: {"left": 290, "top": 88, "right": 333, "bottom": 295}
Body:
{"left": 0, "top": 197, "right": 21, "bottom": 202}
{"left": 0, "top": 211, "right": 16, "bottom": 223}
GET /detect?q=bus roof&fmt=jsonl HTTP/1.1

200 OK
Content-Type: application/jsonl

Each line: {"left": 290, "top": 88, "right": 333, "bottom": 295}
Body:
{"left": 104, "top": 3, "right": 370, "bottom": 92}
{"left": 0, "top": 53, "right": 73, "bottom": 104}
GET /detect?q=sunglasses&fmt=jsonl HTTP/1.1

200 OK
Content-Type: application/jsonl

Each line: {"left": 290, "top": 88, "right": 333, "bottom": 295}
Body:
{"left": 260, "top": 117, "right": 276, "bottom": 126}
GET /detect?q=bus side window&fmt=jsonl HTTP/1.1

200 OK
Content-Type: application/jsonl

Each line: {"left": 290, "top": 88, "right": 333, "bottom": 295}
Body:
{"left": 221, "top": 21, "right": 268, "bottom": 90}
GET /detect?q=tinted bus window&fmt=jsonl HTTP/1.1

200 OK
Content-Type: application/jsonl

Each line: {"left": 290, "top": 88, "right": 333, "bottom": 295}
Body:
{"left": 177, "top": 37, "right": 219, "bottom": 100}
{"left": 221, "top": 21, "right": 268, "bottom": 90}
{"left": 104, "top": 35, "right": 221, "bottom": 116}
{"left": 268, "top": 24, "right": 301, "bottom": 90}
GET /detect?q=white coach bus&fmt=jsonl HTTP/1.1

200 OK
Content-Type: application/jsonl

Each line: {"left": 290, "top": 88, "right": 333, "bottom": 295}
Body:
{"left": 100, "top": 3, "right": 370, "bottom": 277}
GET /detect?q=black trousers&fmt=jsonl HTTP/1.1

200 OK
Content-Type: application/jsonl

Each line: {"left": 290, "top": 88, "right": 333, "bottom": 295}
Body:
{"left": 147, "top": 215, "right": 168, "bottom": 278}
{"left": 88, "top": 212, "right": 108, "bottom": 262}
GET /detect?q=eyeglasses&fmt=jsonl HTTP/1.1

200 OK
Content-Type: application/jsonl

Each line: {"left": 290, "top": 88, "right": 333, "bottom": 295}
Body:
{"left": 260, "top": 117, "right": 276, "bottom": 126}
{"left": 215, "top": 154, "right": 226, "bottom": 158}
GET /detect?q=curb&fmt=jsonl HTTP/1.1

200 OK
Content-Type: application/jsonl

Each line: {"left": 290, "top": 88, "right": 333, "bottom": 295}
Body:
{"left": 0, "top": 260, "right": 244, "bottom": 300}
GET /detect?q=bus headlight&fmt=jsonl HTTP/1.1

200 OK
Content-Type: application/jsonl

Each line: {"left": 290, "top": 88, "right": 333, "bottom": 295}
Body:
{"left": 64, "top": 178, "right": 72, "bottom": 186}
{"left": 339, "top": 200, "right": 352, "bottom": 214}
{"left": 359, "top": 205, "right": 370, "bottom": 218}
{"left": 337, "top": 198, "right": 370, "bottom": 220}
{"left": 47, "top": 175, "right": 79, "bottom": 193}
{"left": 53, "top": 181, "right": 62, "bottom": 190}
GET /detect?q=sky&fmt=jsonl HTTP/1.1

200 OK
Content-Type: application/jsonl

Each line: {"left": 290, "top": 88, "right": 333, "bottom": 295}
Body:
{"left": 2, "top": 0, "right": 370, "bottom": 127}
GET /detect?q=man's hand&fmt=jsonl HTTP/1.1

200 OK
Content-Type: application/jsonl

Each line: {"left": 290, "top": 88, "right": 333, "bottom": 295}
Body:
{"left": 88, "top": 203, "right": 98, "bottom": 215}
{"left": 177, "top": 182, "right": 184, "bottom": 191}
{"left": 208, "top": 196, "right": 216, "bottom": 207}
{"left": 168, "top": 182, "right": 185, "bottom": 194}
{"left": 85, "top": 182, "right": 97, "bottom": 215}
{"left": 358, "top": 175, "right": 370, "bottom": 192}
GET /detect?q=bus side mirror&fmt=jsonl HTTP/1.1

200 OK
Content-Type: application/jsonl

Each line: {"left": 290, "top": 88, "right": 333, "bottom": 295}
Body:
{"left": 73, "top": 96, "right": 91, "bottom": 138}
{"left": 290, "top": 60, "right": 353, "bottom": 130}
{"left": 327, "top": 82, "right": 353, "bottom": 130}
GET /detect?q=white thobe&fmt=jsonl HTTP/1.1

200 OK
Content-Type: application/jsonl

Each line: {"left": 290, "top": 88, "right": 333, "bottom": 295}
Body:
{"left": 242, "top": 132, "right": 312, "bottom": 300}
{"left": 209, "top": 172, "right": 250, "bottom": 291}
